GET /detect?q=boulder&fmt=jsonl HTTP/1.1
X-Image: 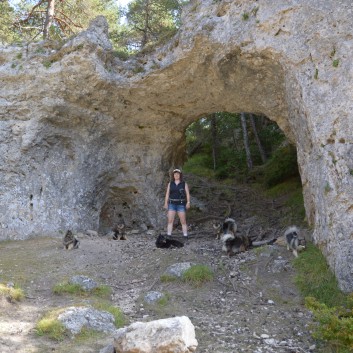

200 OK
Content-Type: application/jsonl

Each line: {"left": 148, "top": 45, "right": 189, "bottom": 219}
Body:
{"left": 114, "top": 316, "right": 198, "bottom": 353}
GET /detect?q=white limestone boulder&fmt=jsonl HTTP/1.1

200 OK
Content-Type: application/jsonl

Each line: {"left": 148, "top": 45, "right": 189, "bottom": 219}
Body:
{"left": 114, "top": 316, "right": 198, "bottom": 353}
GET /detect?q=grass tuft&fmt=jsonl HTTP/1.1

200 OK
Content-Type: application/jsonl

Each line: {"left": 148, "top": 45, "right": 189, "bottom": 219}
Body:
{"left": 93, "top": 302, "right": 126, "bottom": 328}
{"left": 293, "top": 243, "right": 346, "bottom": 307}
{"left": 182, "top": 265, "right": 214, "bottom": 287}
{"left": 53, "top": 281, "right": 111, "bottom": 298}
{"left": 36, "top": 310, "right": 67, "bottom": 341}
{"left": 332, "top": 59, "right": 339, "bottom": 67}
{"left": 160, "top": 274, "right": 178, "bottom": 283}
{"left": 0, "top": 283, "right": 25, "bottom": 301}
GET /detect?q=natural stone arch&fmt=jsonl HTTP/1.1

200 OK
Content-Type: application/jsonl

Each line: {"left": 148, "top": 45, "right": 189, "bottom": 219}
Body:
{"left": 0, "top": 0, "right": 352, "bottom": 292}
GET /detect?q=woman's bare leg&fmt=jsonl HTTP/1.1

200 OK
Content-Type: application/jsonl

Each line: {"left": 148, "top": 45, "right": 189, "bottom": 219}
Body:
{"left": 178, "top": 211, "right": 188, "bottom": 236}
{"left": 167, "top": 210, "right": 176, "bottom": 235}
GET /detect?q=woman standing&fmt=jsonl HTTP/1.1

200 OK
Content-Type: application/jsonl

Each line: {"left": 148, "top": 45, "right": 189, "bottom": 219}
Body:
{"left": 164, "top": 169, "right": 191, "bottom": 237}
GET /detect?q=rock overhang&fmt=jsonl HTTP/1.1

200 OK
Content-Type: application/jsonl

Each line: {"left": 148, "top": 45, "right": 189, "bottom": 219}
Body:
{"left": 1, "top": 0, "right": 353, "bottom": 292}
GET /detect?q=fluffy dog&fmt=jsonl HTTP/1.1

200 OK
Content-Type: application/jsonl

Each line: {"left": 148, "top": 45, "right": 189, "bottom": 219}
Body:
{"left": 112, "top": 223, "right": 127, "bottom": 240}
{"left": 284, "top": 226, "right": 306, "bottom": 257}
{"left": 63, "top": 230, "right": 80, "bottom": 250}
{"left": 220, "top": 218, "right": 278, "bottom": 256}
{"left": 223, "top": 217, "right": 237, "bottom": 234}
{"left": 212, "top": 221, "right": 222, "bottom": 239}
{"left": 221, "top": 232, "right": 251, "bottom": 256}
{"left": 155, "top": 234, "right": 184, "bottom": 249}
{"left": 220, "top": 218, "right": 251, "bottom": 255}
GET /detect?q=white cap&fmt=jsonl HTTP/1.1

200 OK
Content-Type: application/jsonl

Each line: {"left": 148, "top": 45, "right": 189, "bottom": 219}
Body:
{"left": 173, "top": 169, "right": 182, "bottom": 173}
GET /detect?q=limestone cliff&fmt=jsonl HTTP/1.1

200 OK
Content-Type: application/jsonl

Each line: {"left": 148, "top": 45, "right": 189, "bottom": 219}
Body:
{"left": 0, "top": 0, "right": 353, "bottom": 292}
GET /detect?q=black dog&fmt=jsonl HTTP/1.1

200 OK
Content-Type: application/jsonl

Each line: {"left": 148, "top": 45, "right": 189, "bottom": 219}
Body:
{"left": 156, "top": 234, "right": 184, "bottom": 249}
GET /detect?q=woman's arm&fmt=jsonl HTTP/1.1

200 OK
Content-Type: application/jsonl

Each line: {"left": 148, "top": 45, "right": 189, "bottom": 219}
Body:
{"left": 185, "top": 183, "right": 191, "bottom": 209}
{"left": 164, "top": 182, "right": 170, "bottom": 209}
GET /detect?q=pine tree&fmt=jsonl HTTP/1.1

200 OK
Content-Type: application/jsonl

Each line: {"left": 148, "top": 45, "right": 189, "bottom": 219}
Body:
{"left": 124, "top": 0, "right": 184, "bottom": 49}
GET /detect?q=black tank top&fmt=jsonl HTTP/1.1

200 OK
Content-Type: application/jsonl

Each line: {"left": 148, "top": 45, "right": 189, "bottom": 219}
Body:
{"left": 169, "top": 181, "right": 186, "bottom": 201}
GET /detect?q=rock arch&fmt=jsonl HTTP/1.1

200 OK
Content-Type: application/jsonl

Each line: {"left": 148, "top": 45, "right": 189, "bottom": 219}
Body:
{"left": 0, "top": 0, "right": 352, "bottom": 291}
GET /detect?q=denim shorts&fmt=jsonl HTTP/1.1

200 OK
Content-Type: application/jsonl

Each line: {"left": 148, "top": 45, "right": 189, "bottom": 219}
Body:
{"left": 168, "top": 203, "right": 186, "bottom": 212}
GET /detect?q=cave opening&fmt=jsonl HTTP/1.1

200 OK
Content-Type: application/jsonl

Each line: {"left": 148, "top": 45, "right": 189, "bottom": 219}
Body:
{"left": 178, "top": 112, "right": 304, "bottom": 226}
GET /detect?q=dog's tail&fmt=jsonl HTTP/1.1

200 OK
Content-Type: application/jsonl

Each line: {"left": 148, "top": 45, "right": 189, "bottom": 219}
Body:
{"left": 222, "top": 218, "right": 237, "bottom": 234}
{"left": 284, "top": 226, "right": 299, "bottom": 238}
{"left": 252, "top": 238, "right": 277, "bottom": 247}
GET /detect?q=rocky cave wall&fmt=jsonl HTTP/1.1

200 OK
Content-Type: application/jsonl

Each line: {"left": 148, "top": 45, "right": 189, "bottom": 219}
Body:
{"left": 1, "top": 0, "right": 353, "bottom": 292}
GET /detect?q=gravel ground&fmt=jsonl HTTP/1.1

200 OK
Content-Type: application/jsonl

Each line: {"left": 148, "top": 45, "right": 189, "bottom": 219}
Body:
{"left": 0, "top": 179, "right": 317, "bottom": 353}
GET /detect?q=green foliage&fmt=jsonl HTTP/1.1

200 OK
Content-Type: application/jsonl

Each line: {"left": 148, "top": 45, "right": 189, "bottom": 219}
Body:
{"left": 0, "top": 1, "right": 19, "bottom": 44}
{"left": 183, "top": 154, "right": 215, "bottom": 178}
{"left": 262, "top": 143, "right": 299, "bottom": 187}
{"left": 73, "top": 328, "right": 104, "bottom": 343}
{"left": 36, "top": 302, "right": 124, "bottom": 342}
{"left": 42, "top": 60, "right": 52, "bottom": 69}
{"left": 160, "top": 266, "right": 213, "bottom": 286}
{"left": 156, "top": 293, "right": 170, "bottom": 307}
{"left": 8, "top": 0, "right": 122, "bottom": 45}
{"left": 182, "top": 265, "right": 214, "bottom": 286}
{"left": 305, "top": 297, "right": 353, "bottom": 352}
{"left": 293, "top": 243, "right": 347, "bottom": 307}
{"left": 53, "top": 281, "right": 111, "bottom": 298}
{"left": 293, "top": 243, "right": 353, "bottom": 351}
{"left": 93, "top": 302, "right": 126, "bottom": 328}
{"left": 185, "top": 113, "right": 287, "bottom": 181}
{"left": 242, "top": 12, "right": 249, "bottom": 20}
{"left": 0, "top": 283, "right": 25, "bottom": 301}
{"left": 285, "top": 186, "right": 306, "bottom": 221}
{"left": 113, "top": 48, "right": 131, "bottom": 61}
{"left": 36, "top": 318, "right": 66, "bottom": 341}
{"left": 332, "top": 59, "right": 340, "bottom": 68}
{"left": 324, "top": 182, "right": 332, "bottom": 194}
{"left": 122, "top": 0, "right": 188, "bottom": 50}
{"left": 314, "top": 68, "right": 319, "bottom": 79}
{"left": 160, "top": 274, "right": 178, "bottom": 282}
{"left": 132, "top": 65, "right": 145, "bottom": 74}
{"left": 36, "top": 310, "right": 67, "bottom": 341}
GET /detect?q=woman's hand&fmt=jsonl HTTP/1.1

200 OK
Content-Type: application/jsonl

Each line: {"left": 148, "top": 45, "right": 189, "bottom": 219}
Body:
{"left": 164, "top": 203, "right": 168, "bottom": 210}
{"left": 186, "top": 202, "right": 191, "bottom": 210}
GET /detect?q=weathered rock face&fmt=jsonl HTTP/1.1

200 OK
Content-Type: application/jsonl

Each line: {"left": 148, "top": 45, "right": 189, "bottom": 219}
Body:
{"left": 0, "top": 0, "right": 353, "bottom": 291}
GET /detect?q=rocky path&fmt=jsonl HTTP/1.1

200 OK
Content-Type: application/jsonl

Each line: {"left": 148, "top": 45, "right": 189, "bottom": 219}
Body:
{"left": 0, "top": 177, "right": 316, "bottom": 353}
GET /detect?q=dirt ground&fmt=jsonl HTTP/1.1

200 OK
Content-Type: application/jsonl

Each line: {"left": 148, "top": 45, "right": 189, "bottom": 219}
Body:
{"left": 0, "top": 175, "right": 317, "bottom": 353}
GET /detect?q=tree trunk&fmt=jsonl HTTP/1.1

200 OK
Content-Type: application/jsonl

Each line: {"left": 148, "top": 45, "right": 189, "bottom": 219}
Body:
{"left": 211, "top": 113, "right": 218, "bottom": 170}
{"left": 241, "top": 112, "right": 253, "bottom": 170}
{"left": 43, "top": 0, "right": 55, "bottom": 39}
{"left": 249, "top": 114, "right": 267, "bottom": 163}
{"left": 141, "top": 0, "right": 150, "bottom": 48}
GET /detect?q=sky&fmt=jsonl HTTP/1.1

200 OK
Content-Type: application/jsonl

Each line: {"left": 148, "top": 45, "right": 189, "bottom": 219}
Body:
{"left": 10, "top": 0, "right": 132, "bottom": 7}
{"left": 116, "top": 0, "right": 132, "bottom": 7}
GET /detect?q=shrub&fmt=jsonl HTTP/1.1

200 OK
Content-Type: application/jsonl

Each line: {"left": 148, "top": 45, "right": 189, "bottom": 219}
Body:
{"left": 294, "top": 244, "right": 353, "bottom": 351}
{"left": 263, "top": 143, "right": 299, "bottom": 187}
{"left": 306, "top": 297, "right": 353, "bottom": 352}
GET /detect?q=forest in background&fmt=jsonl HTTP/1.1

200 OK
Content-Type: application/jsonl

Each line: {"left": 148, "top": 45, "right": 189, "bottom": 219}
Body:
{"left": 0, "top": 0, "right": 189, "bottom": 54}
